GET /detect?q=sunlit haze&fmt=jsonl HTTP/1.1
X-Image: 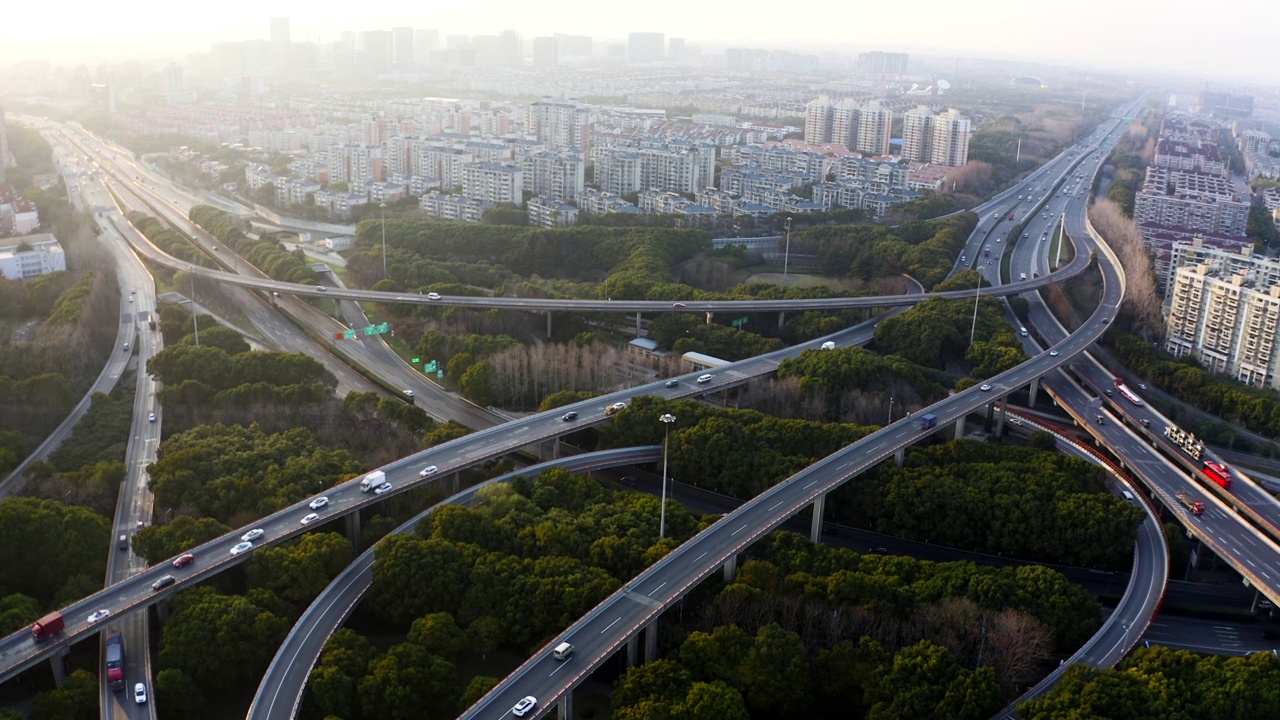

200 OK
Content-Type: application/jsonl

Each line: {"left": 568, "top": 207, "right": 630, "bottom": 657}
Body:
{"left": 2, "top": 0, "right": 1271, "bottom": 84}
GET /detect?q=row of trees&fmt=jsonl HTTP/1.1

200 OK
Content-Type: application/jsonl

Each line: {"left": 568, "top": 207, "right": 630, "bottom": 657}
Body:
{"left": 874, "top": 295, "right": 1026, "bottom": 374}
{"left": 127, "top": 212, "right": 213, "bottom": 268}
{"left": 0, "top": 497, "right": 110, "bottom": 619}
{"left": 189, "top": 205, "right": 320, "bottom": 284}
{"left": 1116, "top": 334, "right": 1280, "bottom": 441}
{"left": 790, "top": 213, "right": 978, "bottom": 290}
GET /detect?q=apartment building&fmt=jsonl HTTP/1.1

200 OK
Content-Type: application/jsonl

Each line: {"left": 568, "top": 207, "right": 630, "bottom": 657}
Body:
{"left": 462, "top": 162, "right": 523, "bottom": 207}
{"left": 419, "top": 191, "right": 491, "bottom": 222}
{"left": 1134, "top": 167, "right": 1249, "bottom": 238}
{"left": 530, "top": 98, "right": 592, "bottom": 152}
{"left": 805, "top": 97, "right": 893, "bottom": 156}
{"left": 593, "top": 150, "right": 643, "bottom": 196}
{"left": 522, "top": 150, "right": 585, "bottom": 202}
{"left": 901, "top": 106, "right": 971, "bottom": 167}
{"left": 527, "top": 196, "right": 579, "bottom": 227}
{"left": 1166, "top": 253, "right": 1280, "bottom": 389}
{"left": 0, "top": 234, "right": 64, "bottom": 280}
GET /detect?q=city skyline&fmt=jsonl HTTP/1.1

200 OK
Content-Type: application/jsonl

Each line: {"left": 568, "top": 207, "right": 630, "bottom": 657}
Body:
{"left": 2, "top": 0, "right": 1273, "bottom": 86}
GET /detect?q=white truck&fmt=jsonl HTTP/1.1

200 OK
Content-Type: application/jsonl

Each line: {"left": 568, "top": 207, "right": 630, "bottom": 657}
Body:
{"left": 359, "top": 470, "right": 386, "bottom": 493}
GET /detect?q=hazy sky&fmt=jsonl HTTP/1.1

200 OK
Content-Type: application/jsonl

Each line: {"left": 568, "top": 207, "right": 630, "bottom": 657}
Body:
{"left": 2, "top": 0, "right": 1271, "bottom": 85}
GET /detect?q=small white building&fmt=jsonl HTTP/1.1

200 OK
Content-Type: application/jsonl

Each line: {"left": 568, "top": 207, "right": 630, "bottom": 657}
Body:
{"left": 324, "top": 235, "right": 354, "bottom": 251}
{"left": 0, "top": 233, "right": 66, "bottom": 280}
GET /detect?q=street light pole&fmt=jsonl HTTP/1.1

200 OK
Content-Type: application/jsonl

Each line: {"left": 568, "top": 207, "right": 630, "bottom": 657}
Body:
{"left": 659, "top": 413, "right": 677, "bottom": 539}
{"left": 783, "top": 217, "right": 792, "bottom": 278}
{"left": 888, "top": 396, "right": 894, "bottom": 425}
{"left": 380, "top": 202, "right": 388, "bottom": 279}
{"left": 969, "top": 270, "right": 982, "bottom": 346}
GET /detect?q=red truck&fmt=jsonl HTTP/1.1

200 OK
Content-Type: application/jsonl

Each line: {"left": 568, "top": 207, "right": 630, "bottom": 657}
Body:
{"left": 1202, "top": 461, "right": 1234, "bottom": 490}
{"left": 105, "top": 629, "right": 125, "bottom": 691}
{"left": 31, "top": 611, "right": 64, "bottom": 642}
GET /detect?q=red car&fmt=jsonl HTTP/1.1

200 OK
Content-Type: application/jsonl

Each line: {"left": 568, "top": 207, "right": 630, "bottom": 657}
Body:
{"left": 171, "top": 553, "right": 195, "bottom": 569}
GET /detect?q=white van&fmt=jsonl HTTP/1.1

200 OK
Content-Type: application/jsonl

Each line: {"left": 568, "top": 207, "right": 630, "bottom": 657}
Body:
{"left": 820, "top": 341, "right": 836, "bottom": 350}
{"left": 553, "top": 642, "right": 575, "bottom": 661}
{"left": 1019, "top": 327, "right": 1028, "bottom": 337}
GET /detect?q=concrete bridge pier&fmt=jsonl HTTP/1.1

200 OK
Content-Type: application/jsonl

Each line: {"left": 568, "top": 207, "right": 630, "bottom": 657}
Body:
{"left": 810, "top": 493, "right": 826, "bottom": 543}
{"left": 954, "top": 416, "right": 966, "bottom": 440}
{"left": 644, "top": 620, "right": 659, "bottom": 663}
{"left": 48, "top": 646, "right": 69, "bottom": 687}
{"left": 894, "top": 447, "right": 905, "bottom": 467}
{"left": 996, "top": 398, "right": 1008, "bottom": 436}
{"left": 558, "top": 691, "right": 574, "bottom": 720}
{"left": 635, "top": 312, "right": 642, "bottom": 338}
{"left": 1028, "top": 377, "right": 1041, "bottom": 407}
{"left": 778, "top": 311, "right": 785, "bottom": 329}
{"left": 345, "top": 512, "right": 362, "bottom": 546}
{"left": 546, "top": 311, "right": 552, "bottom": 339}
{"left": 705, "top": 311, "right": 714, "bottom": 324}
{"left": 626, "top": 634, "right": 638, "bottom": 667}
{"left": 723, "top": 554, "right": 737, "bottom": 582}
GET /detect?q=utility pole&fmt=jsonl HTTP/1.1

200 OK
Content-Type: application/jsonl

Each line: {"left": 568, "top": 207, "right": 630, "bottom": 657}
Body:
{"left": 189, "top": 267, "right": 200, "bottom": 346}
{"left": 782, "top": 216, "right": 792, "bottom": 278}
{"left": 659, "top": 413, "right": 677, "bottom": 539}
{"left": 969, "top": 271, "right": 982, "bottom": 346}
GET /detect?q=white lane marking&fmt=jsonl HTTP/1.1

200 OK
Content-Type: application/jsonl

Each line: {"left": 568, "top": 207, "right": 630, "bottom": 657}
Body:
{"left": 600, "top": 617, "right": 621, "bottom": 633}
{"left": 695, "top": 551, "right": 708, "bottom": 562}
{"left": 731, "top": 525, "right": 747, "bottom": 536}
{"left": 768, "top": 501, "right": 784, "bottom": 511}
{"left": 648, "top": 581, "right": 667, "bottom": 597}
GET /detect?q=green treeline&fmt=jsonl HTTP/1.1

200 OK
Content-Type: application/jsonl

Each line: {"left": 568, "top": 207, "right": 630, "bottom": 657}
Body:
{"left": 127, "top": 212, "right": 213, "bottom": 267}
{"left": 1021, "top": 645, "right": 1280, "bottom": 719}
{"left": 147, "top": 423, "right": 362, "bottom": 525}
{"left": 1117, "top": 334, "right": 1280, "bottom": 443}
{"left": 875, "top": 296, "right": 1026, "bottom": 376}
{"left": 790, "top": 213, "right": 978, "bottom": 290}
{"left": 0, "top": 498, "right": 110, "bottom": 623}
{"left": 189, "top": 205, "right": 319, "bottom": 284}
{"left": 830, "top": 442, "right": 1145, "bottom": 571}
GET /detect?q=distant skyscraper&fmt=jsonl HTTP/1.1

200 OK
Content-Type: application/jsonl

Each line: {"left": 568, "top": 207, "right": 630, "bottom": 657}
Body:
{"left": 857, "top": 51, "right": 908, "bottom": 81}
{"left": 392, "top": 27, "right": 415, "bottom": 67}
{"left": 533, "top": 37, "right": 559, "bottom": 69}
{"left": 902, "top": 106, "right": 971, "bottom": 167}
{"left": 554, "top": 34, "right": 593, "bottom": 57}
{"left": 414, "top": 29, "right": 440, "bottom": 64}
{"left": 668, "top": 38, "right": 685, "bottom": 63}
{"left": 360, "top": 30, "right": 392, "bottom": 73}
{"left": 628, "top": 32, "right": 664, "bottom": 63}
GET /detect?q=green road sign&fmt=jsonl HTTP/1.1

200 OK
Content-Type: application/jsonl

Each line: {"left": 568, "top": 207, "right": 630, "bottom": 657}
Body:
{"left": 436, "top": 370, "right": 444, "bottom": 379}
{"left": 343, "top": 329, "right": 357, "bottom": 340}
{"left": 411, "top": 357, "right": 421, "bottom": 364}
{"left": 424, "top": 360, "right": 438, "bottom": 372}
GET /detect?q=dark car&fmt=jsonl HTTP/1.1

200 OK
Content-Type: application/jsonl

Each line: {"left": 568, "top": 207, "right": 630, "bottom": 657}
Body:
{"left": 151, "top": 575, "right": 176, "bottom": 591}
{"left": 561, "top": 411, "right": 578, "bottom": 422}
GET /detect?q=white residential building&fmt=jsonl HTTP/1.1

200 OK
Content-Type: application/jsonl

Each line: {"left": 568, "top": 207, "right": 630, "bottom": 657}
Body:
{"left": 522, "top": 151, "right": 585, "bottom": 201}
{"left": 0, "top": 234, "right": 66, "bottom": 280}
{"left": 462, "top": 162, "right": 524, "bottom": 207}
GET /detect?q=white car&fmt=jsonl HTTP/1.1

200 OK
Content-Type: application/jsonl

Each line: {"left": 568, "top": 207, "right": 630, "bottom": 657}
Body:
{"left": 148, "top": 412, "right": 156, "bottom": 422}
{"left": 230, "top": 541, "right": 253, "bottom": 556}
{"left": 1049, "top": 350, "right": 1060, "bottom": 357}
{"left": 426, "top": 292, "right": 441, "bottom": 300}
{"left": 134, "top": 683, "right": 147, "bottom": 705}
{"left": 309, "top": 496, "right": 329, "bottom": 510}
{"left": 696, "top": 374, "right": 713, "bottom": 384}
{"left": 374, "top": 482, "right": 393, "bottom": 495}
{"left": 512, "top": 696, "right": 537, "bottom": 717}
{"left": 403, "top": 389, "right": 414, "bottom": 398}
{"left": 979, "top": 384, "right": 993, "bottom": 392}
{"left": 419, "top": 465, "right": 438, "bottom": 478}
{"left": 87, "top": 609, "right": 111, "bottom": 624}
{"left": 300, "top": 512, "right": 319, "bottom": 526}
{"left": 241, "top": 528, "right": 264, "bottom": 542}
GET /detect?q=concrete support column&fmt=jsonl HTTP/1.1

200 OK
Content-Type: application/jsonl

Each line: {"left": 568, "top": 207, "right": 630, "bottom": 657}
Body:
{"left": 810, "top": 493, "right": 826, "bottom": 543}
{"left": 644, "top": 619, "right": 659, "bottom": 663}
{"left": 1028, "top": 377, "right": 1040, "bottom": 407}
{"left": 635, "top": 312, "right": 642, "bottom": 338}
{"left": 954, "top": 416, "right": 966, "bottom": 440}
{"left": 894, "top": 447, "right": 905, "bottom": 467}
{"left": 996, "top": 398, "right": 1008, "bottom": 436}
{"left": 626, "top": 634, "right": 638, "bottom": 667}
{"left": 778, "top": 311, "right": 786, "bottom": 329}
{"left": 723, "top": 554, "right": 738, "bottom": 583}
{"left": 558, "top": 691, "right": 574, "bottom": 720}
{"left": 154, "top": 599, "right": 170, "bottom": 625}
{"left": 345, "top": 512, "right": 362, "bottom": 545}
{"left": 546, "top": 311, "right": 553, "bottom": 339}
{"left": 452, "top": 472, "right": 461, "bottom": 495}
{"left": 705, "top": 311, "right": 714, "bottom": 324}
{"left": 48, "top": 647, "right": 68, "bottom": 688}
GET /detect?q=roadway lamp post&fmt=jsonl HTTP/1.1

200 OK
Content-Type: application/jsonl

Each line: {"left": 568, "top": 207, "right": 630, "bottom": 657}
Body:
{"left": 968, "top": 270, "right": 981, "bottom": 346}
{"left": 659, "top": 413, "right": 677, "bottom": 539}
{"left": 380, "top": 202, "right": 388, "bottom": 279}
{"left": 782, "top": 216, "right": 793, "bottom": 278}
{"left": 888, "top": 396, "right": 894, "bottom": 425}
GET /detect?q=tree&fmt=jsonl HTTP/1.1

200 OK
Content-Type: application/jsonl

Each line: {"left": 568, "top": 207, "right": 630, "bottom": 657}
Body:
{"left": 408, "top": 612, "right": 468, "bottom": 661}
{"left": 30, "top": 669, "right": 98, "bottom": 720}
{"left": 357, "top": 643, "right": 460, "bottom": 720}
{"left": 158, "top": 588, "right": 292, "bottom": 694}
{"left": 154, "top": 668, "right": 207, "bottom": 720}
